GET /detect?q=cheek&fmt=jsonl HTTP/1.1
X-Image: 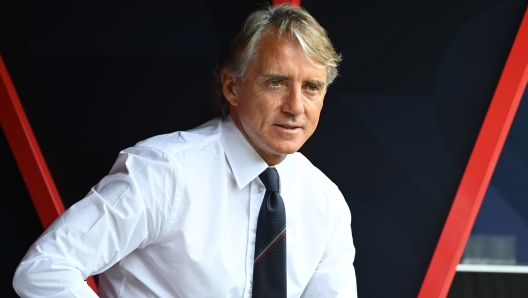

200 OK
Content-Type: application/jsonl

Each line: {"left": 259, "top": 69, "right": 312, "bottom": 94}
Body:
{"left": 306, "top": 101, "right": 323, "bottom": 120}
{"left": 249, "top": 99, "right": 277, "bottom": 120}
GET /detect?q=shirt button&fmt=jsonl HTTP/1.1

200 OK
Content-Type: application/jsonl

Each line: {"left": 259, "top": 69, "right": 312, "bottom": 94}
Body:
{"left": 249, "top": 286, "right": 252, "bottom": 293}
{"left": 258, "top": 187, "right": 265, "bottom": 192}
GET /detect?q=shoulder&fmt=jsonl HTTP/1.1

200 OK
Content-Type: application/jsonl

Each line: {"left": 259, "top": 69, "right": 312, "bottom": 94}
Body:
{"left": 280, "top": 152, "right": 347, "bottom": 213}
{"left": 289, "top": 152, "right": 340, "bottom": 193}
{"left": 124, "top": 118, "right": 224, "bottom": 163}
{"left": 292, "top": 152, "right": 351, "bottom": 223}
{"left": 282, "top": 152, "right": 351, "bottom": 229}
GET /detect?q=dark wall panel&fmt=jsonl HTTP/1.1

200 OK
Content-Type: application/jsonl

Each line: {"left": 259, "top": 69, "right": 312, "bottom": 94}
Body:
{"left": 449, "top": 272, "right": 528, "bottom": 298}
{"left": 469, "top": 87, "right": 528, "bottom": 264}
{"left": 1, "top": 0, "right": 264, "bottom": 209}
{"left": 0, "top": 130, "right": 43, "bottom": 297}
{"left": 0, "top": 1, "right": 262, "bottom": 296}
{"left": 301, "top": 0, "right": 528, "bottom": 296}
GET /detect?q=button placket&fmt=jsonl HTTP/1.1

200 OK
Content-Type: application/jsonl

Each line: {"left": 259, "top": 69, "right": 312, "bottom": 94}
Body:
{"left": 245, "top": 180, "right": 262, "bottom": 296}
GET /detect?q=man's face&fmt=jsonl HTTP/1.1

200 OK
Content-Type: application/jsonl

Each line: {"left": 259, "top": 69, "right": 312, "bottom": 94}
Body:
{"left": 223, "top": 30, "right": 327, "bottom": 165}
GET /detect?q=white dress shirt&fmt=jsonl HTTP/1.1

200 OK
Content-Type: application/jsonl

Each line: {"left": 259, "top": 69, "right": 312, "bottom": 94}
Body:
{"left": 13, "top": 115, "right": 357, "bottom": 298}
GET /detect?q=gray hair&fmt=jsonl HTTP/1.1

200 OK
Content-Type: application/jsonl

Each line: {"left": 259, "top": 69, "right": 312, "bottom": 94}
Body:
{"left": 212, "top": 4, "right": 342, "bottom": 117}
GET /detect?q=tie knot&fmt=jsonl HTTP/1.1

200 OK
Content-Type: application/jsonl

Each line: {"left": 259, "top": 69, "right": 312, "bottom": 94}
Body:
{"left": 259, "top": 167, "right": 280, "bottom": 192}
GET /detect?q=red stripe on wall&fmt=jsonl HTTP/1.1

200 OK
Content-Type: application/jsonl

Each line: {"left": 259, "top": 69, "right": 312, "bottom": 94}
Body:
{"left": 418, "top": 6, "right": 528, "bottom": 298}
{"left": 273, "top": 0, "right": 301, "bottom": 7}
{"left": 0, "top": 54, "right": 98, "bottom": 293}
{"left": 0, "top": 54, "right": 65, "bottom": 228}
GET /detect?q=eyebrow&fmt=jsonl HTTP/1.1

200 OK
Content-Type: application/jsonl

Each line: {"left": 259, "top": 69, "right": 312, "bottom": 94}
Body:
{"left": 304, "top": 80, "right": 326, "bottom": 88}
{"left": 260, "top": 74, "right": 326, "bottom": 88}
{"left": 260, "top": 74, "right": 289, "bottom": 81}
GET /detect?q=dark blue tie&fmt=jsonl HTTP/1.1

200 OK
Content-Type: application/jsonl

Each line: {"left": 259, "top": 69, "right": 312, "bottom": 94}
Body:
{"left": 253, "top": 167, "right": 287, "bottom": 297}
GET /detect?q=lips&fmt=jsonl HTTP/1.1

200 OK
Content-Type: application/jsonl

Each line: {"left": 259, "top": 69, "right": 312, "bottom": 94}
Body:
{"left": 276, "top": 124, "right": 301, "bottom": 129}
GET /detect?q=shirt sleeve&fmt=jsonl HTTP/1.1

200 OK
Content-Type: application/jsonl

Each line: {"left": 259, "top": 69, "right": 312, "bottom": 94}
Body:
{"left": 301, "top": 187, "right": 357, "bottom": 298}
{"left": 13, "top": 146, "right": 179, "bottom": 297}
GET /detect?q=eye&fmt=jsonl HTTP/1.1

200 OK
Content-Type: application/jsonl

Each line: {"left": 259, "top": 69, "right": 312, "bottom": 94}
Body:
{"left": 269, "top": 80, "right": 281, "bottom": 87}
{"left": 307, "top": 84, "right": 318, "bottom": 92}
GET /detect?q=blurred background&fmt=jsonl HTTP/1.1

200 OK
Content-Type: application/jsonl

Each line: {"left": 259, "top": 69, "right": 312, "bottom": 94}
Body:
{"left": 1, "top": 0, "right": 527, "bottom": 297}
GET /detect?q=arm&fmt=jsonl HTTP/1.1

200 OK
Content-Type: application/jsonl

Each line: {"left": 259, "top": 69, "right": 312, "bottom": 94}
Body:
{"left": 13, "top": 147, "right": 177, "bottom": 297}
{"left": 302, "top": 189, "right": 357, "bottom": 298}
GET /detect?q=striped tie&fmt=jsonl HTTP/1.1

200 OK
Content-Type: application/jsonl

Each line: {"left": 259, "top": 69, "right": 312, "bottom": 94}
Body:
{"left": 253, "top": 167, "right": 287, "bottom": 297}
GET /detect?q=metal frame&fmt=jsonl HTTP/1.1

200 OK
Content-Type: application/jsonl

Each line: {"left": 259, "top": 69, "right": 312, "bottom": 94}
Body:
{"left": 273, "top": 0, "right": 300, "bottom": 7}
{"left": 0, "top": 55, "right": 98, "bottom": 293}
{"left": 418, "top": 6, "right": 528, "bottom": 298}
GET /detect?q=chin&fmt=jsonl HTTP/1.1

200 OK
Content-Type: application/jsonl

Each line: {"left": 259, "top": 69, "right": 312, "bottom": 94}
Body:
{"left": 272, "top": 144, "right": 304, "bottom": 155}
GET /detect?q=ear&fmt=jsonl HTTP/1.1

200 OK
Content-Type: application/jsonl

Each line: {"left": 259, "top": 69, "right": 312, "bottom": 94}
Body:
{"left": 222, "top": 71, "right": 239, "bottom": 106}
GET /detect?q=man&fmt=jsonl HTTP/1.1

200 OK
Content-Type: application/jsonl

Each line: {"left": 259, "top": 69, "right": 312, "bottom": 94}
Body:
{"left": 14, "top": 5, "right": 356, "bottom": 297}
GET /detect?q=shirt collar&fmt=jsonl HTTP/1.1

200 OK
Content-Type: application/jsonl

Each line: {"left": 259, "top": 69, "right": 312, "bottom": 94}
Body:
{"left": 222, "top": 115, "right": 270, "bottom": 189}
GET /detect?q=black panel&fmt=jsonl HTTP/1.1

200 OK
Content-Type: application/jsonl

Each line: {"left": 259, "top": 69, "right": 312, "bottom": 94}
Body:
{"left": 0, "top": 0, "right": 262, "bottom": 294}
{"left": 0, "top": 130, "right": 44, "bottom": 297}
{"left": 0, "top": 0, "right": 265, "bottom": 208}
{"left": 449, "top": 272, "right": 528, "bottom": 298}
{"left": 300, "top": 0, "right": 528, "bottom": 296}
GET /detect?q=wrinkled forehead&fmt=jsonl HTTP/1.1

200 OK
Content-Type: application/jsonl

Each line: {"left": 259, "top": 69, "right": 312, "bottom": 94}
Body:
{"left": 253, "top": 28, "right": 326, "bottom": 71}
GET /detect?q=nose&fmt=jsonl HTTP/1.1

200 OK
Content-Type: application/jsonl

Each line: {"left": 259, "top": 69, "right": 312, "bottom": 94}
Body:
{"left": 281, "top": 85, "right": 304, "bottom": 116}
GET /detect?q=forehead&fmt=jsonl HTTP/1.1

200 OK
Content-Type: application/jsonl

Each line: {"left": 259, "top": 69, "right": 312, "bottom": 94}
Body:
{"left": 249, "top": 30, "right": 327, "bottom": 77}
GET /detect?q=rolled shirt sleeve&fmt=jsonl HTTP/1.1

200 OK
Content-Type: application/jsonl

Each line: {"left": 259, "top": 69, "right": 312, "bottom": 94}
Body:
{"left": 13, "top": 146, "right": 179, "bottom": 297}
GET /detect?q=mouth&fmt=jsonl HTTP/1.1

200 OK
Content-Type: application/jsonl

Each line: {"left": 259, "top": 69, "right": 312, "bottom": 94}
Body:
{"left": 275, "top": 124, "right": 302, "bottom": 130}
